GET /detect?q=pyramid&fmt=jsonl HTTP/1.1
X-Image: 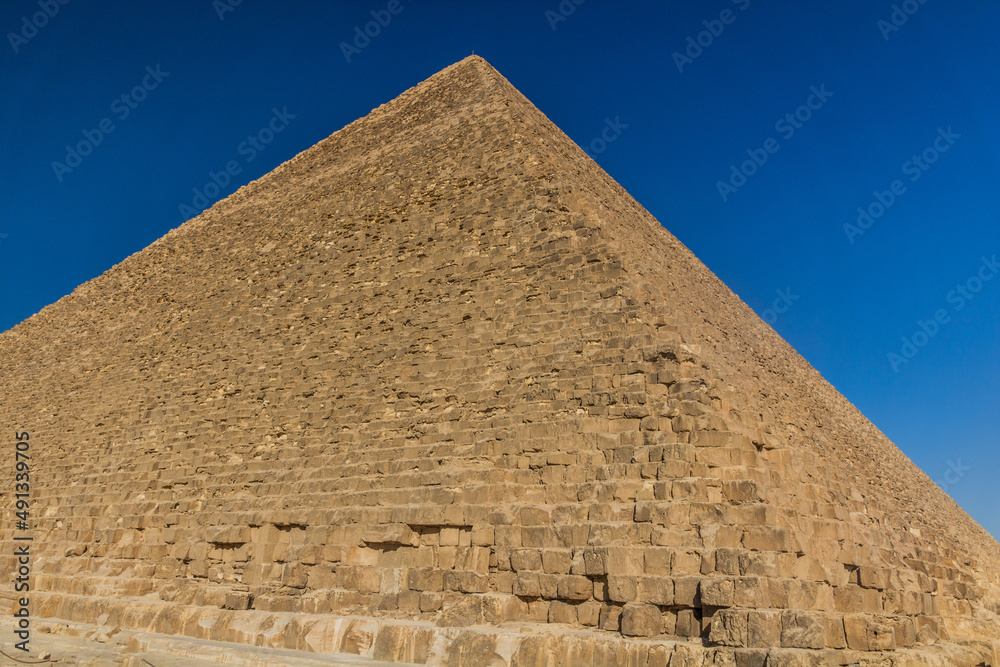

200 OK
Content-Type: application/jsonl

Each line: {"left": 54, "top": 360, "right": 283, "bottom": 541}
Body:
{"left": 1, "top": 56, "right": 998, "bottom": 666}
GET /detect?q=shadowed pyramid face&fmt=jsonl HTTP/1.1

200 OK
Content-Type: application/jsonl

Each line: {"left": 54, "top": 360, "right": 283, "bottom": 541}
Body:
{"left": 1, "top": 56, "right": 998, "bottom": 666}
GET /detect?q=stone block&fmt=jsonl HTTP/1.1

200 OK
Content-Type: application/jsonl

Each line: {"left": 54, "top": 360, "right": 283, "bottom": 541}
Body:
{"left": 440, "top": 527, "right": 460, "bottom": 547}
{"left": 723, "top": 480, "right": 765, "bottom": 504}
{"left": 437, "top": 595, "right": 483, "bottom": 628}
{"left": 747, "top": 610, "right": 781, "bottom": 648}
{"left": 869, "top": 619, "right": 896, "bottom": 651}
{"left": 556, "top": 574, "right": 592, "bottom": 601}
{"left": 742, "top": 526, "right": 792, "bottom": 552}
{"left": 471, "top": 525, "right": 494, "bottom": 546}
{"left": 824, "top": 614, "right": 847, "bottom": 649}
{"left": 673, "top": 576, "right": 701, "bottom": 607}
{"left": 844, "top": 613, "right": 869, "bottom": 651}
{"left": 582, "top": 548, "right": 607, "bottom": 576}
{"left": 675, "top": 608, "right": 701, "bottom": 638}
{"left": 513, "top": 573, "right": 541, "bottom": 598}
{"left": 701, "top": 577, "right": 735, "bottom": 607}
{"left": 206, "top": 526, "right": 251, "bottom": 545}
{"left": 607, "top": 576, "right": 638, "bottom": 603}
{"left": 710, "top": 609, "right": 748, "bottom": 647}
{"left": 598, "top": 604, "right": 622, "bottom": 632}
{"left": 548, "top": 600, "right": 577, "bottom": 624}
{"left": 541, "top": 549, "right": 572, "bottom": 574}
{"left": 637, "top": 576, "right": 674, "bottom": 606}
{"left": 510, "top": 549, "right": 542, "bottom": 572}
{"left": 408, "top": 568, "right": 443, "bottom": 592}
{"left": 644, "top": 548, "right": 673, "bottom": 575}
{"left": 362, "top": 524, "right": 418, "bottom": 547}
{"left": 620, "top": 604, "right": 662, "bottom": 637}
{"left": 779, "top": 610, "right": 825, "bottom": 649}
{"left": 577, "top": 600, "right": 601, "bottom": 626}
{"left": 223, "top": 592, "right": 252, "bottom": 611}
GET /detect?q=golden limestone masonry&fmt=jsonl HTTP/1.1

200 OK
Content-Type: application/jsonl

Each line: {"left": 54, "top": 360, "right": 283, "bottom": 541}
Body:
{"left": 1, "top": 56, "right": 998, "bottom": 666}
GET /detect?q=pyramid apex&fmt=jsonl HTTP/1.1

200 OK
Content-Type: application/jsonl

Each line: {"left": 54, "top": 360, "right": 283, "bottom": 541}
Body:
{"left": 429, "top": 54, "right": 508, "bottom": 91}
{"left": 452, "top": 53, "right": 496, "bottom": 69}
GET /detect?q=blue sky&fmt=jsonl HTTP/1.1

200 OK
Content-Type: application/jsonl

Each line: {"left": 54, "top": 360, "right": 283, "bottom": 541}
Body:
{"left": 2, "top": 1, "right": 998, "bottom": 538}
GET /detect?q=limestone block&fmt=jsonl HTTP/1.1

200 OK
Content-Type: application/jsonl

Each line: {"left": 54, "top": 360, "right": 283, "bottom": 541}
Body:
{"left": 471, "top": 525, "right": 495, "bottom": 546}
{"left": 701, "top": 577, "right": 735, "bottom": 607}
{"left": 890, "top": 615, "right": 917, "bottom": 649}
{"left": 637, "top": 576, "right": 674, "bottom": 606}
{"left": 676, "top": 608, "right": 702, "bottom": 637}
{"left": 510, "top": 549, "right": 542, "bottom": 572}
{"left": 674, "top": 576, "right": 701, "bottom": 607}
{"left": 437, "top": 595, "right": 483, "bottom": 627}
{"left": 538, "top": 573, "right": 559, "bottom": 599}
{"left": 362, "top": 523, "right": 419, "bottom": 547}
{"left": 844, "top": 613, "right": 898, "bottom": 651}
{"left": 644, "top": 548, "right": 673, "bottom": 575}
{"left": 577, "top": 599, "right": 601, "bottom": 626}
{"left": 598, "top": 604, "right": 622, "bottom": 632}
{"left": 607, "top": 576, "right": 638, "bottom": 603}
{"left": 419, "top": 592, "right": 443, "bottom": 612}
{"left": 714, "top": 548, "right": 741, "bottom": 576}
{"left": 779, "top": 610, "right": 825, "bottom": 649}
{"left": 723, "top": 480, "right": 765, "bottom": 504}
{"left": 710, "top": 609, "right": 748, "bottom": 647}
{"left": 746, "top": 610, "right": 781, "bottom": 648}
{"left": 670, "top": 644, "right": 708, "bottom": 666}
{"left": 513, "top": 573, "right": 541, "bottom": 598}
{"left": 370, "top": 624, "right": 433, "bottom": 664}
{"left": 340, "top": 621, "right": 376, "bottom": 654}
{"left": 223, "top": 592, "right": 252, "bottom": 611}
{"left": 556, "top": 574, "right": 592, "bottom": 601}
{"left": 583, "top": 548, "right": 608, "bottom": 576}
{"left": 541, "top": 549, "right": 572, "bottom": 574}
{"left": 408, "top": 568, "right": 444, "bottom": 592}
{"left": 548, "top": 600, "right": 577, "bottom": 624}
{"left": 742, "top": 526, "right": 793, "bottom": 552}
{"left": 734, "top": 576, "right": 769, "bottom": 607}
{"left": 620, "top": 603, "right": 662, "bottom": 637}
{"left": 869, "top": 619, "right": 896, "bottom": 651}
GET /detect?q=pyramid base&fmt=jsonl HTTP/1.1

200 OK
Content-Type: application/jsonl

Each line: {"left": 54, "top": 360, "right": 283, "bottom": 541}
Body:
{"left": 7, "top": 592, "right": 997, "bottom": 666}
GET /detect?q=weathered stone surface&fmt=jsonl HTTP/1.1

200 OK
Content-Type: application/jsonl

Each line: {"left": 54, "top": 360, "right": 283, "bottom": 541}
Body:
{"left": 780, "top": 610, "right": 825, "bottom": 650}
{"left": 0, "top": 54, "right": 998, "bottom": 666}
{"left": 620, "top": 603, "right": 662, "bottom": 637}
{"left": 710, "top": 609, "right": 748, "bottom": 647}
{"left": 446, "top": 631, "right": 504, "bottom": 667}
{"left": 702, "top": 577, "right": 736, "bottom": 607}
{"left": 747, "top": 610, "right": 782, "bottom": 649}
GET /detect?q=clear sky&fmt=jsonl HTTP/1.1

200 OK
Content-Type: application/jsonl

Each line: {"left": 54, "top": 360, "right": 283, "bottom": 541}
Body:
{"left": 2, "top": 1, "right": 998, "bottom": 538}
